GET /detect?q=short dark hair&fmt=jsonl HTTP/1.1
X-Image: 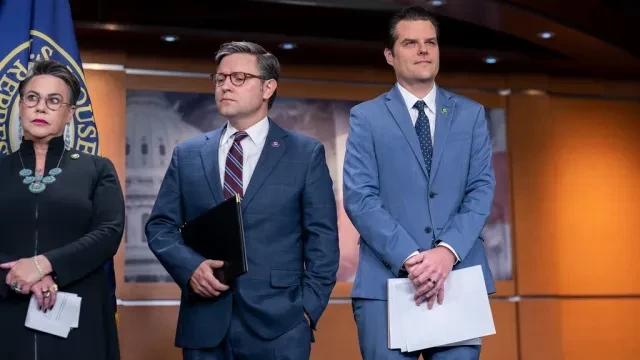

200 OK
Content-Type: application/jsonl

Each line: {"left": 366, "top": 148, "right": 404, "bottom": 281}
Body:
{"left": 386, "top": 6, "right": 440, "bottom": 51}
{"left": 214, "top": 41, "right": 280, "bottom": 109}
{"left": 18, "top": 59, "right": 81, "bottom": 105}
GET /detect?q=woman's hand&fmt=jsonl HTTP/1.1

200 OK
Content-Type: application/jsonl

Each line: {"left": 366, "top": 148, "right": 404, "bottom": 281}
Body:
{"left": 31, "top": 275, "right": 58, "bottom": 311}
{"left": 1, "top": 256, "right": 52, "bottom": 294}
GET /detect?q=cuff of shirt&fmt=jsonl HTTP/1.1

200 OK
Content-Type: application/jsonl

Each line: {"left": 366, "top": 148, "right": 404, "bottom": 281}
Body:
{"left": 436, "top": 242, "right": 460, "bottom": 263}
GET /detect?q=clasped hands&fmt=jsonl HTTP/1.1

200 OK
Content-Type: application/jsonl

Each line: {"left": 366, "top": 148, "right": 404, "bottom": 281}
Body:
{"left": 1, "top": 255, "right": 58, "bottom": 311}
{"left": 403, "top": 247, "right": 456, "bottom": 309}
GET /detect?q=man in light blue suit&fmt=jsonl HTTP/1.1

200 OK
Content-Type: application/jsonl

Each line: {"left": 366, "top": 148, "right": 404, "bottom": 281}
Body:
{"left": 343, "top": 6, "right": 496, "bottom": 360}
{"left": 145, "top": 41, "right": 339, "bottom": 360}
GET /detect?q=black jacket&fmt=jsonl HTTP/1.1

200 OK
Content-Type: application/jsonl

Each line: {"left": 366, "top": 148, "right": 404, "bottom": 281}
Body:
{"left": 0, "top": 136, "right": 124, "bottom": 360}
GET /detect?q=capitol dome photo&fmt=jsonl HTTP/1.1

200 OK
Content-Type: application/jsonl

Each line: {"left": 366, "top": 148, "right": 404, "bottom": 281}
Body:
{"left": 124, "top": 90, "right": 206, "bottom": 283}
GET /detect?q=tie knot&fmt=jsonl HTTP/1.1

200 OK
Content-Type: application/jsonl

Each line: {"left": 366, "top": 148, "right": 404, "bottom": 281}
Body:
{"left": 233, "top": 131, "right": 248, "bottom": 142}
{"left": 413, "top": 100, "right": 426, "bottom": 112}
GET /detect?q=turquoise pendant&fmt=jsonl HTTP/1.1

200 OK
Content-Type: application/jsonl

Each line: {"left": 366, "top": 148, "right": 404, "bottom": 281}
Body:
{"left": 29, "top": 182, "right": 46, "bottom": 193}
{"left": 49, "top": 168, "right": 62, "bottom": 176}
{"left": 17, "top": 147, "right": 66, "bottom": 195}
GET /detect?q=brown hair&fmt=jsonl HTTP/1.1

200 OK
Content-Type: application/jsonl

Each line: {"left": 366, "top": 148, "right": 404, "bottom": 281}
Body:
{"left": 18, "top": 59, "right": 81, "bottom": 105}
{"left": 215, "top": 41, "right": 280, "bottom": 109}
{"left": 386, "top": 6, "right": 440, "bottom": 52}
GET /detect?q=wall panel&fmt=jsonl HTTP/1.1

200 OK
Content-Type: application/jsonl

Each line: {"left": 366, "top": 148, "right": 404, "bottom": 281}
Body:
{"left": 84, "top": 68, "right": 127, "bottom": 295}
{"left": 519, "top": 299, "right": 640, "bottom": 360}
{"left": 516, "top": 97, "right": 640, "bottom": 295}
{"left": 549, "top": 97, "right": 640, "bottom": 295}
{"left": 508, "top": 93, "right": 555, "bottom": 296}
{"left": 117, "top": 305, "right": 181, "bottom": 360}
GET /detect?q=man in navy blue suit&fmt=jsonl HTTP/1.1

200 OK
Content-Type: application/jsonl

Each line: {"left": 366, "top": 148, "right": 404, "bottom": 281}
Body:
{"left": 343, "top": 6, "right": 496, "bottom": 360}
{"left": 145, "top": 41, "right": 340, "bottom": 360}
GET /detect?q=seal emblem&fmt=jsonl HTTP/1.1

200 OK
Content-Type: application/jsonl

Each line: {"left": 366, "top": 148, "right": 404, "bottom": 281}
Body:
{"left": 0, "top": 30, "right": 100, "bottom": 156}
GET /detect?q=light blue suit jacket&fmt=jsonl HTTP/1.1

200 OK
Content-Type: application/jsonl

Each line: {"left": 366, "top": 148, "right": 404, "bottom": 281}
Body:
{"left": 343, "top": 84, "right": 496, "bottom": 300}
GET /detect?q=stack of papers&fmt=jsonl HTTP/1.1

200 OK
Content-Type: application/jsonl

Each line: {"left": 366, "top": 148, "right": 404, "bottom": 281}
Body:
{"left": 388, "top": 265, "right": 496, "bottom": 352}
{"left": 24, "top": 291, "right": 82, "bottom": 338}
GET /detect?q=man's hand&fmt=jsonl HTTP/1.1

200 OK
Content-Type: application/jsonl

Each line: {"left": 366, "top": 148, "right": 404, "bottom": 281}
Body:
{"left": 404, "top": 247, "right": 456, "bottom": 309}
{"left": 188, "top": 260, "right": 229, "bottom": 297}
{"left": 404, "top": 255, "right": 420, "bottom": 273}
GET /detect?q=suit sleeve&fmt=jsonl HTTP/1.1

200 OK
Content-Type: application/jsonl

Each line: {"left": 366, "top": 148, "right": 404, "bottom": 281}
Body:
{"left": 145, "top": 146, "right": 206, "bottom": 294}
{"left": 437, "top": 106, "right": 495, "bottom": 260}
{"left": 343, "top": 107, "right": 421, "bottom": 277}
{"left": 44, "top": 157, "right": 125, "bottom": 288}
{"left": 301, "top": 143, "right": 340, "bottom": 329}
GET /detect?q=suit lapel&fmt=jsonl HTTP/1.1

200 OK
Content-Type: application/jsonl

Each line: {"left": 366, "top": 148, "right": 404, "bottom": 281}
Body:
{"left": 430, "top": 86, "right": 455, "bottom": 185}
{"left": 241, "top": 119, "right": 287, "bottom": 211}
{"left": 385, "top": 86, "right": 429, "bottom": 181}
{"left": 201, "top": 128, "right": 224, "bottom": 204}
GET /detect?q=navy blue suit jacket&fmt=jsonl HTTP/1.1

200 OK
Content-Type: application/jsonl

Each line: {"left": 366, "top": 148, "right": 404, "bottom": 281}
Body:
{"left": 145, "top": 119, "right": 339, "bottom": 349}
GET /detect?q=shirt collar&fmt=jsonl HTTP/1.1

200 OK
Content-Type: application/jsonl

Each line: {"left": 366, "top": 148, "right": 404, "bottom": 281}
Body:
{"left": 396, "top": 82, "right": 437, "bottom": 114}
{"left": 220, "top": 116, "right": 270, "bottom": 146}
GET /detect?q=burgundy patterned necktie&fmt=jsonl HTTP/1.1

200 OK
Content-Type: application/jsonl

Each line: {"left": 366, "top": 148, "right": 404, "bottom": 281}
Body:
{"left": 223, "top": 131, "right": 248, "bottom": 199}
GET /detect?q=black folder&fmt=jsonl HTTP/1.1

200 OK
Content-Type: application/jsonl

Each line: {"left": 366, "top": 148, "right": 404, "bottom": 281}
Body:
{"left": 180, "top": 193, "right": 248, "bottom": 285}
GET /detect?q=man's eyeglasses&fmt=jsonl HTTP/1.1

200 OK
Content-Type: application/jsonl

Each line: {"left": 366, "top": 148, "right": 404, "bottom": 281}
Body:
{"left": 21, "top": 93, "right": 71, "bottom": 111}
{"left": 210, "top": 72, "right": 265, "bottom": 87}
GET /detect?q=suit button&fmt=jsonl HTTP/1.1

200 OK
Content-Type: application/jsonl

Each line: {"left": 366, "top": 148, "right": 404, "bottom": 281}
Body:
{"left": 429, "top": 191, "right": 436, "bottom": 198}
{"left": 424, "top": 226, "right": 432, "bottom": 233}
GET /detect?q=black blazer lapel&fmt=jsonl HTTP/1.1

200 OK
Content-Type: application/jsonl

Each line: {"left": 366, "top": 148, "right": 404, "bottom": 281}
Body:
{"left": 201, "top": 128, "right": 225, "bottom": 204}
{"left": 241, "top": 119, "right": 287, "bottom": 211}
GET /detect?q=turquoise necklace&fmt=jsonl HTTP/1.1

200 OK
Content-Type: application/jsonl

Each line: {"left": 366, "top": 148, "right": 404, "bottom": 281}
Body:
{"left": 17, "top": 148, "right": 66, "bottom": 194}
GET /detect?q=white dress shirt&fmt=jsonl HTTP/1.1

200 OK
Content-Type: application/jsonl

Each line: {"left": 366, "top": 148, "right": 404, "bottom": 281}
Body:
{"left": 396, "top": 83, "right": 461, "bottom": 266}
{"left": 218, "top": 116, "right": 270, "bottom": 193}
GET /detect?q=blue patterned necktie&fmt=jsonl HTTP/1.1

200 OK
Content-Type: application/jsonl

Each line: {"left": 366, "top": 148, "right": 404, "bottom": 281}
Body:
{"left": 413, "top": 100, "right": 433, "bottom": 176}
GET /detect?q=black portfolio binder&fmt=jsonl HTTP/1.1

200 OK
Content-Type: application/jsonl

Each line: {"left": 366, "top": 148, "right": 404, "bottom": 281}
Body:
{"left": 181, "top": 193, "right": 248, "bottom": 285}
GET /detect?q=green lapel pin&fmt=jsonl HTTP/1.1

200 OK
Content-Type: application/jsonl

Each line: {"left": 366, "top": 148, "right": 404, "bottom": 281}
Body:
{"left": 441, "top": 107, "right": 448, "bottom": 115}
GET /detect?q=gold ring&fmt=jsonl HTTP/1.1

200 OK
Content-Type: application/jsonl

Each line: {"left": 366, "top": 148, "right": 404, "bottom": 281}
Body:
{"left": 43, "top": 291, "right": 51, "bottom": 298}
{"left": 50, "top": 284, "right": 58, "bottom": 292}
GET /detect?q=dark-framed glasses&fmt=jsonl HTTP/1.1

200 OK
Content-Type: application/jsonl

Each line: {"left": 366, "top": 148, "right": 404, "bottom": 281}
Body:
{"left": 21, "top": 93, "right": 71, "bottom": 111}
{"left": 210, "top": 72, "right": 265, "bottom": 87}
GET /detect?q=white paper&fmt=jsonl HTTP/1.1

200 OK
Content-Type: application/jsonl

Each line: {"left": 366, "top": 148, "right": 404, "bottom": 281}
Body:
{"left": 24, "top": 291, "right": 82, "bottom": 338}
{"left": 388, "top": 265, "right": 495, "bottom": 352}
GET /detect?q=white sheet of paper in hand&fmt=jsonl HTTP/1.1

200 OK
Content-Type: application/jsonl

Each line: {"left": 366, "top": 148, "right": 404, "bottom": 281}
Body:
{"left": 56, "top": 293, "right": 82, "bottom": 328}
{"left": 388, "top": 279, "right": 414, "bottom": 351}
{"left": 24, "top": 291, "right": 82, "bottom": 338}
{"left": 388, "top": 265, "right": 496, "bottom": 352}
